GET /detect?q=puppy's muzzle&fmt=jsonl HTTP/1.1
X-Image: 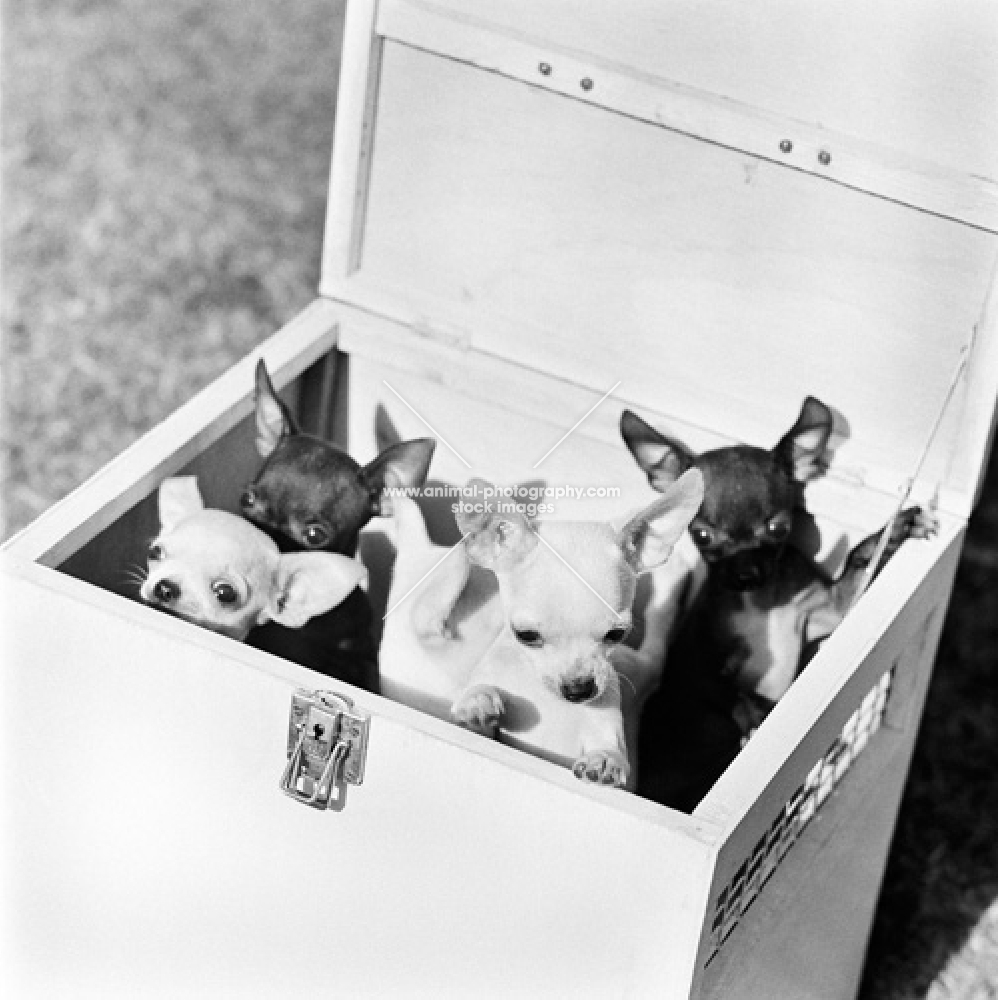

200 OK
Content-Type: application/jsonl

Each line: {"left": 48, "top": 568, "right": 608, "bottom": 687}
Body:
{"left": 561, "top": 676, "right": 599, "bottom": 703}
{"left": 715, "top": 548, "right": 781, "bottom": 592}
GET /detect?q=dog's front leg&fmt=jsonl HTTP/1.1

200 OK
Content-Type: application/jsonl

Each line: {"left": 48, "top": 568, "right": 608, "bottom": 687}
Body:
{"left": 573, "top": 703, "right": 631, "bottom": 789}
{"left": 830, "top": 506, "right": 937, "bottom": 613}
{"left": 410, "top": 543, "right": 472, "bottom": 640}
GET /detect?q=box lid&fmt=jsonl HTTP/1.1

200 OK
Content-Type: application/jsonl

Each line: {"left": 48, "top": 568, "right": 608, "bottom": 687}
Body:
{"left": 321, "top": 0, "right": 998, "bottom": 517}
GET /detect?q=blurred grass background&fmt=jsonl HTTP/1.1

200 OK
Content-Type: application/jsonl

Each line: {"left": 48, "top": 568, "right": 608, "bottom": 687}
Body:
{"left": 2, "top": 1, "right": 996, "bottom": 996}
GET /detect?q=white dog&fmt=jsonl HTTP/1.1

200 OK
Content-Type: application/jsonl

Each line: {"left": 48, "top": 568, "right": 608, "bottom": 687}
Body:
{"left": 379, "top": 471, "right": 703, "bottom": 788}
{"left": 140, "top": 477, "right": 366, "bottom": 641}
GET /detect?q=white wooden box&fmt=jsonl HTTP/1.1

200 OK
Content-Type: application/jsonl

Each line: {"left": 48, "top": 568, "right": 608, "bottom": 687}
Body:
{"left": 4, "top": 2, "right": 997, "bottom": 997}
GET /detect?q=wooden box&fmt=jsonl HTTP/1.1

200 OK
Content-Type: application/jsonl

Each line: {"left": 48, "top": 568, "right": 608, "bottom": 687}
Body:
{"left": 4, "top": 2, "right": 997, "bottom": 997}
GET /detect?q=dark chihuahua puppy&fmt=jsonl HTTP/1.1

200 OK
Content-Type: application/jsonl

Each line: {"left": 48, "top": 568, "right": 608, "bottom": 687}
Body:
{"left": 620, "top": 398, "right": 934, "bottom": 809}
{"left": 241, "top": 360, "right": 435, "bottom": 692}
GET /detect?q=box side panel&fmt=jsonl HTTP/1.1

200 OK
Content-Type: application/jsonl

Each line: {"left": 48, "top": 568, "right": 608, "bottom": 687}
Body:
{"left": 692, "top": 532, "right": 963, "bottom": 1000}
{"left": 332, "top": 40, "right": 998, "bottom": 512}
{"left": 2, "top": 563, "right": 713, "bottom": 1000}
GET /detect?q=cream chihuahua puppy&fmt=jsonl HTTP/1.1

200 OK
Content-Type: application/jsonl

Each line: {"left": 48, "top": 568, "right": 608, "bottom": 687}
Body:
{"left": 140, "top": 477, "right": 366, "bottom": 643}
{"left": 380, "top": 470, "right": 703, "bottom": 788}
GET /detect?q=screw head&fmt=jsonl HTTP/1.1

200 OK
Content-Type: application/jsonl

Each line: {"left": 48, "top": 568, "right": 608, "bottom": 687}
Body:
{"left": 779, "top": 139, "right": 793, "bottom": 154}
{"left": 538, "top": 62, "right": 552, "bottom": 76}
{"left": 580, "top": 77, "right": 594, "bottom": 91}
{"left": 818, "top": 149, "right": 832, "bottom": 165}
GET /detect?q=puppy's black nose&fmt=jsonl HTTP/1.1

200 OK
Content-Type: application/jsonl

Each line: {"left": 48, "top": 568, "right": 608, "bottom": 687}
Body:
{"left": 561, "top": 676, "right": 598, "bottom": 703}
{"left": 153, "top": 579, "right": 181, "bottom": 603}
{"left": 723, "top": 559, "right": 765, "bottom": 591}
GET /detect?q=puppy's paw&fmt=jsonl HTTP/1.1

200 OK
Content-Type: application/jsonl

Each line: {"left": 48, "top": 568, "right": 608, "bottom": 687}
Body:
{"left": 572, "top": 750, "right": 630, "bottom": 788}
{"left": 878, "top": 506, "right": 938, "bottom": 560}
{"left": 848, "top": 505, "right": 936, "bottom": 572}
{"left": 451, "top": 685, "right": 504, "bottom": 737}
{"left": 900, "top": 505, "right": 938, "bottom": 541}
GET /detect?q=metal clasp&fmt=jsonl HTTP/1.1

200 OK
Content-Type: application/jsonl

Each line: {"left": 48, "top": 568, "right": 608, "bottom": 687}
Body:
{"left": 280, "top": 689, "right": 370, "bottom": 811}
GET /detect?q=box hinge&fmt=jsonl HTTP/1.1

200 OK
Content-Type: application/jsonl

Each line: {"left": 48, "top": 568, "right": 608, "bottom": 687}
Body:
{"left": 280, "top": 689, "right": 370, "bottom": 811}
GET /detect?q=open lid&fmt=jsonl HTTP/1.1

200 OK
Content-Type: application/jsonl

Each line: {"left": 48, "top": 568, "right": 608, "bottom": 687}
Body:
{"left": 321, "top": 0, "right": 998, "bottom": 518}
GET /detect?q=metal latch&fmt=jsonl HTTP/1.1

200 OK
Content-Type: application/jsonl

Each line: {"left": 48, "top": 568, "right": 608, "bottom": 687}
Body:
{"left": 280, "top": 689, "right": 370, "bottom": 811}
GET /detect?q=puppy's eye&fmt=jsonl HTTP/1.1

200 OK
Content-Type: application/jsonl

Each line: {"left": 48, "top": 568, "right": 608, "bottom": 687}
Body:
{"left": 147, "top": 543, "right": 164, "bottom": 561}
{"left": 303, "top": 523, "right": 330, "bottom": 548}
{"left": 212, "top": 581, "right": 239, "bottom": 607}
{"left": 766, "top": 517, "right": 791, "bottom": 541}
{"left": 241, "top": 488, "right": 258, "bottom": 509}
{"left": 603, "top": 625, "right": 630, "bottom": 644}
{"left": 690, "top": 526, "right": 714, "bottom": 549}
{"left": 513, "top": 628, "right": 543, "bottom": 648}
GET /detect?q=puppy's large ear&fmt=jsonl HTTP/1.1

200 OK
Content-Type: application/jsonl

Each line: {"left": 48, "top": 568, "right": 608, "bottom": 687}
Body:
{"left": 254, "top": 359, "right": 299, "bottom": 458}
{"left": 620, "top": 409, "right": 695, "bottom": 492}
{"left": 455, "top": 478, "right": 538, "bottom": 571}
{"left": 374, "top": 403, "right": 401, "bottom": 454}
{"left": 266, "top": 553, "right": 368, "bottom": 628}
{"left": 361, "top": 438, "right": 436, "bottom": 515}
{"left": 157, "top": 476, "right": 206, "bottom": 532}
{"left": 774, "top": 396, "right": 833, "bottom": 484}
{"left": 616, "top": 468, "right": 704, "bottom": 574}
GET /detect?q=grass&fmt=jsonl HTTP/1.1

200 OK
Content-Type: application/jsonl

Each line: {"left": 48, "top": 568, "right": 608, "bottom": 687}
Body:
{"left": 3, "top": 2, "right": 997, "bottom": 996}
{"left": 2, "top": 0, "right": 341, "bottom": 533}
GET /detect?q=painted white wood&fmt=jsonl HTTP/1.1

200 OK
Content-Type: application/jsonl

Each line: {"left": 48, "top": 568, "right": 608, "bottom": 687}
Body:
{"left": 377, "top": 0, "right": 998, "bottom": 232}
{"left": 378, "top": 0, "right": 998, "bottom": 187}
{"left": 322, "top": 39, "right": 998, "bottom": 519}
{"left": 2, "top": 559, "right": 716, "bottom": 1000}
{"left": 321, "top": 0, "right": 381, "bottom": 281}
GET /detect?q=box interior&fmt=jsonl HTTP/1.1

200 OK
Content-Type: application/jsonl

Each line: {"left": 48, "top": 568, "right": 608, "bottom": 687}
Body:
{"left": 48, "top": 326, "right": 965, "bottom": 820}
{"left": 54, "top": 336, "right": 938, "bottom": 614}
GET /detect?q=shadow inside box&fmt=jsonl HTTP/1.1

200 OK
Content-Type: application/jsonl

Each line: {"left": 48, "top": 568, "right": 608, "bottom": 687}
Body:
{"left": 859, "top": 448, "right": 998, "bottom": 999}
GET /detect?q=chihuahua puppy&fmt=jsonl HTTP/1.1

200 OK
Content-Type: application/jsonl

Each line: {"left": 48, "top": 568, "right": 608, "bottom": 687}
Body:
{"left": 621, "top": 399, "right": 933, "bottom": 808}
{"left": 239, "top": 360, "right": 435, "bottom": 690}
{"left": 140, "top": 477, "right": 366, "bottom": 644}
{"left": 381, "top": 471, "right": 704, "bottom": 788}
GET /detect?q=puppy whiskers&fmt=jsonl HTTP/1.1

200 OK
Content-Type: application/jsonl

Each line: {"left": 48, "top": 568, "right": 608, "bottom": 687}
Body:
{"left": 120, "top": 563, "right": 149, "bottom": 593}
{"left": 614, "top": 670, "right": 637, "bottom": 698}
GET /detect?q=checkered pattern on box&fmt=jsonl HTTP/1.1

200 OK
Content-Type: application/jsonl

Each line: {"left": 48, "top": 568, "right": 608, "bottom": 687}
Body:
{"left": 705, "top": 667, "right": 894, "bottom": 963}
